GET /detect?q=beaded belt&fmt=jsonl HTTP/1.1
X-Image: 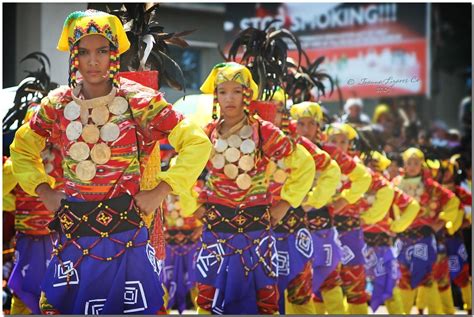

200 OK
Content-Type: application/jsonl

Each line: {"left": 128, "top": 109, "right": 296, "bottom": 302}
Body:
{"left": 307, "top": 207, "right": 332, "bottom": 231}
{"left": 203, "top": 204, "right": 271, "bottom": 233}
{"left": 333, "top": 215, "right": 360, "bottom": 233}
{"left": 48, "top": 194, "right": 144, "bottom": 239}
{"left": 274, "top": 207, "right": 306, "bottom": 233}
{"left": 364, "top": 232, "right": 393, "bottom": 247}
{"left": 397, "top": 225, "right": 433, "bottom": 240}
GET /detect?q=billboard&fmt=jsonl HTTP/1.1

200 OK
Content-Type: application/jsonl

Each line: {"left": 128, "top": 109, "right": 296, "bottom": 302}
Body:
{"left": 224, "top": 3, "right": 430, "bottom": 101}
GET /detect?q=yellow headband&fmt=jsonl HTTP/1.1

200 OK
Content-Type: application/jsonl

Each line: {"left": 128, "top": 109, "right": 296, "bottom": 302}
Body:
{"left": 362, "top": 151, "right": 392, "bottom": 171}
{"left": 57, "top": 10, "right": 130, "bottom": 54}
{"left": 290, "top": 101, "right": 323, "bottom": 122}
{"left": 373, "top": 104, "right": 390, "bottom": 123}
{"left": 200, "top": 62, "right": 258, "bottom": 100}
{"left": 326, "top": 122, "right": 358, "bottom": 140}
{"left": 402, "top": 147, "right": 425, "bottom": 162}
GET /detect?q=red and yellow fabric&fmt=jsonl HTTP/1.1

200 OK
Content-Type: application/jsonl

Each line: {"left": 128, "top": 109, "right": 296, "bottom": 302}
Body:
{"left": 364, "top": 185, "right": 420, "bottom": 234}
{"left": 393, "top": 175, "right": 461, "bottom": 234}
{"left": 198, "top": 115, "right": 315, "bottom": 209}
{"left": 358, "top": 170, "right": 395, "bottom": 225}
{"left": 268, "top": 136, "right": 341, "bottom": 209}
{"left": 10, "top": 78, "right": 212, "bottom": 204}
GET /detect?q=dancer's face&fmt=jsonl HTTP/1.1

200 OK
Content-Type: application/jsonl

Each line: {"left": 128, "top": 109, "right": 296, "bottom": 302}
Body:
{"left": 217, "top": 81, "right": 245, "bottom": 119}
{"left": 296, "top": 117, "right": 319, "bottom": 141}
{"left": 404, "top": 157, "right": 423, "bottom": 177}
{"left": 77, "top": 35, "right": 111, "bottom": 86}
{"left": 328, "top": 133, "right": 350, "bottom": 152}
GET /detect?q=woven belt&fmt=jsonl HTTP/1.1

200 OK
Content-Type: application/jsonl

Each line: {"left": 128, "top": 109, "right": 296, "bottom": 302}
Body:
{"left": 397, "top": 225, "right": 433, "bottom": 240}
{"left": 274, "top": 206, "right": 305, "bottom": 233}
{"left": 204, "top": 204, "right": 270, "bottom": 233}
{"left": 307, "top": 207, "right": 332, "bottom": 231}
{"left": 48, "top": 194, "right": 144, "bottom": 239}
{"left": 364, "top": 232, "right": 393, "bottom": 247}
{"left": 333, "top": 215, "right": 360, "bottom": 233}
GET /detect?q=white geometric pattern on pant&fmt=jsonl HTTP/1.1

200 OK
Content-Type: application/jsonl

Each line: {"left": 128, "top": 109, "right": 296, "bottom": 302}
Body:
{"left": 53, "top": 260, "right": 79, "bottom": 287}
{"left": 448, "top": 255, "right": 461, "bottom": 272}
{"left": 255, "top": 235, "right": 278, "bottom": 276}
{"left": 84, "top": 298, "right": 106, "bottom": 314}
{"left": 295, "top": 228, "right": 314, "bottom": 258}
{"left": 277, "top": 251, "right": 290, "bottom": 276}
{"left": 458, "top": 244, "right": 468, "bottom": 261}
{"left": 196, "top": 242, "right": 225, "bottom": 278}
{"left": 146, "top": 243, "right": 162, "bottom": 277}
{"left": 123, "top": 280, "right": 148, "bottom": 313}
{"left": 341, "top": 244, "right": 355, "bottom": 265}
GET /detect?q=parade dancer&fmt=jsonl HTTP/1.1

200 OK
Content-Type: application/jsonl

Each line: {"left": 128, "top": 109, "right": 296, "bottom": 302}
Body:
{"left": 3, "top": 105, "right": 63, "bottom": 315}
{"left": 9, "top": 9, "right": 211, "bottom": 314}
{"left": 416, "top": 154, "right": 472, "bottom": 314}
{"left": 361, "top": 151, "right": 420, "bottom": 314}
{"left": 265, "top": 90, "right": 341, "bottom": 314}
{"left": 393, "top": 148, "right": 462, "bottom": 314}
{"left": 289, "top": 103, "right": 372, "bottom": 314}
{"left": 324, "top": 122, "right": 381, "bottom": 314}
{"left": 194, "top": 62, "right": 315, "bottom": 314}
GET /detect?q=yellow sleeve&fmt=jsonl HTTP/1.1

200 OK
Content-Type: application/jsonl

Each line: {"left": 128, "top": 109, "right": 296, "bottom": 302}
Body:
{"left": 157, "top": 119, "right": 212, "bottom": 216}
{"left": 340, "top": 163, "right": 372, "bottom": 204}
{"left": 3, "top": 193, "right": 16, "bottom": 212}
{"left": 361, "top": 185, "right": 395, "bottom": 225}
{"left": 305, "top": 159, "right": 341, "bottom": 209}
{"left": 390, "top": 200, "right": 420, "bottom": 233}
{"left": 3, "top": 158, "right": 18, "bottom": 197}
{"left": 281, "top": 144, "right": 316, "bottom": 208}
{"left": 9, "top": 123, "right": 55, "bottom": 196}
{"left": 439, "top": 196, "right": 461, "bottom": 235}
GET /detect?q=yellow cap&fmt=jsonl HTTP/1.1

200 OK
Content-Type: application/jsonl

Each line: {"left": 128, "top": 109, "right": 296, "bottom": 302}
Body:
{"left": 362, "top": 151, "right": 392, "bottom": 171}
{"left": 57, "top": 10, "right": 130, "bottom": 54}
{"left": 373, "top": 104, "right": 390, "bottom": 123}
{"left": 290, "top": 101, "right": 323, "bottom": 122}
{"left": 325, "top": 122, "right": 358, "bottom": 140}
{"left": 402, "top": 147, "right": 425, "bottom": 162}
{"left": 200, "top": 62, "right": 258, "bottom": 99}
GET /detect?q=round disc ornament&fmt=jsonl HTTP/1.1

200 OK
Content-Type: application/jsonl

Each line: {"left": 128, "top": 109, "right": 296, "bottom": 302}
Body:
{"left": 76, "top": 160, "right": 96, "bottom": 181}
{"left": 64, "top": 101, "right": 81, "bottom": 121}
{"left": 69, "top": 142, "right": 90, "bottom": 162}
{"left": 66, "top": 121, "right": 83, "bottom": 141}
{"left": 100, "top": 123, "right": 120, "bottom": 142}
{"left": 90, "top": 143, "right": 111, "bottom": 164}
{"left": 82, "top": 124, "right": 101, "bottom": 144}
{"left": 109, "top": 97, "right": 128, "bottom": 115}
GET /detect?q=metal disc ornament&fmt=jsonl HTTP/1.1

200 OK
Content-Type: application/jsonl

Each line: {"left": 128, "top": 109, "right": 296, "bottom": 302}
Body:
{"left": 240, "top": 139, "right": 256, "bottom": 154}
{"left": 109, "top": 97, "right": 128, "bottom": 115}
{"left": 100, "top": 123, "right": 120, "bottom": 142}
{"left": 75, "top": 160, "right": 96, "bottom": 181}
{"left": 82, "top": 124, "right": 101, "bottom": 144}
{"left": 66, "top": 121, "right": 83, "bottom": 141}
{"left": 214, "top": 139, "right": 228, "bottom": 153}
{"left": 91, "top": 105, "right": 110, "bottom": 125}
{"left": 224, "top": 164, "right": 239, "bottom": 179}
{"left": 238, "top": 155, "right": 254, "bottom": 172}
{"left": 64, "top": 101, "right": 81, "bottom": 121}
{"left": 236, "top": 173, "right": 252, "bottom": 190}
{"left": 90, "top": 143, "right": 111, "bottom": 165}
{"left": 227, "top": 134, "right": 243, "bottom": 148}
{"left": 224, "top": 147, "right": 241, "bottom": 163}
{"left": 69, "top": 142, "right": 90, "bottom": 162}
{"left": 211, "top": 154, "right": 225, "bottom": 169}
